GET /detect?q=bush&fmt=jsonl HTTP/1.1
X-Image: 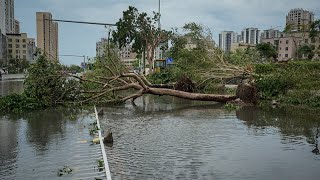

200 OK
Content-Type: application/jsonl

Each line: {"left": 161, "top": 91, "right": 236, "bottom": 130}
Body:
{"left": 0, "top": 94, "right": 44, "bottom": 113}
{"left": 254, "top": 61, "right": 320, "bottom": 108}
{"left": 1, "top": 55, "right": 83, "bottom": 113}
{"left": 24, "top": 55, "right": 81, "bottom": 106}
{"left": 255, "top": 74, "right": 295, "bottom": 99}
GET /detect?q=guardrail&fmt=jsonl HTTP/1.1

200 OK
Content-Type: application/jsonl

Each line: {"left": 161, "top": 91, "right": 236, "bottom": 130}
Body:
{"left": 94, "top": 105, "right": 112, "bottom": 180}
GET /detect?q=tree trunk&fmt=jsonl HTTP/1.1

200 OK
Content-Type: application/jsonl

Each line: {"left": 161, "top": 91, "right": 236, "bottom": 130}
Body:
{"left": 146, "top": 87, "right": 237, "bottom": 103}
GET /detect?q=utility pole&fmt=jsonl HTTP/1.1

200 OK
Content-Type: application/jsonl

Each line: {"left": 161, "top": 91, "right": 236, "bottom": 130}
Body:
{"left": 158, "top": 0, "right": 161, "bottom": 29}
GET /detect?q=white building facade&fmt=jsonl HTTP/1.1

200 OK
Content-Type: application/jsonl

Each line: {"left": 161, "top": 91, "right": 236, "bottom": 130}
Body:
{"left": 219, "top": 31, "right": 238, "bottom": 52}
{"left": 241, "top": 28, "right": 260, "bottom": 45}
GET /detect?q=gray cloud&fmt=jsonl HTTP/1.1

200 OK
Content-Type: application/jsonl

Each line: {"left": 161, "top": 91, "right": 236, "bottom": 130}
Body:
{"left": 16, "top": 0, "right": 320, "bottom": 65}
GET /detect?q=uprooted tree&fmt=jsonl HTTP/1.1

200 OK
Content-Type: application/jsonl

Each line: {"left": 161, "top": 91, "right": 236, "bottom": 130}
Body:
{"left": 66, "top": 23, "right": 257, "bottom": 105}
{"left": 71, "top": 58, "right": 240, "bottom": 104}
{"left": 1, "top": 8, "right": 259, "bottom": 113}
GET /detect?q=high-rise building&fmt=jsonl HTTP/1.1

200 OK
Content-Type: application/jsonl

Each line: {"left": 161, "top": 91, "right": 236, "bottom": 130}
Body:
{"left": 241, "top": 28, "right": 260, "bottom": 45}
{"left": 0, "top": 29, "right": 7, "bottom": 66}
{"left": 261, "top": 29, "right": 281, "bottom": 40}
{"left": 0, "top": 0, "right": 6, "bottom": 35}
{"left": 6, "top": 33, "right": 28, "bottom": 60}
{"left": 27, "top": 38, "right": 37, "bottom": 63}
{"left": 4, "top": 0, "right": 14, "bottom": 34}
{"left": 286, "top": 8, "right": 314, "bottom": 32}
{"left": 36, "top": 12, "right": 59, "bottom": 61}
{"left": 14, "top": 19, "right": 19, "bottom": 34}
{"left": 96, "top": 38, "right": 108, "bottom": 58}
{"left": 0, "top": 0, "right": 17, "bottom": 66}
{"left": 219, "top": 31, "right": 237, "bottom": 52}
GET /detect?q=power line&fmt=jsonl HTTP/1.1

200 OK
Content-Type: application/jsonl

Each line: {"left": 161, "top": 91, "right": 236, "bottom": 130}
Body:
{"left": 59, "top": 54, "right": 85, "bottom": 58}
{"left": 44, "top": 19, "right": 117, "bottom": 26}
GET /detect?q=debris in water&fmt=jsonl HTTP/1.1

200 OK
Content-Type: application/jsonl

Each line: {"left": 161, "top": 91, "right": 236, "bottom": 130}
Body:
{"left": 57, "top": 166, "right": 73, "bottom": 176}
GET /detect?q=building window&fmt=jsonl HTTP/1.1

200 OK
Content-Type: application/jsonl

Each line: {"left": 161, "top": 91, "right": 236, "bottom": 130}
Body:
{"left": 8, "top": 39, "right": 12, "bottom": 42}
{"left": 16, "top": 50, "right": 19, "bottom": 53}
{"left": 286, "top": 40, "right": 289, "bottom": 44}
{"left": 285, "top": 54, "right": 288, "bottom": 58}
{"left": 8, "top": 44, "right": 12, "bottom": 48}
{"left": 23, "top": 45, "right": 26, "bottom": 48}
{"left": 279, "top": 54, "right": 281, "bottom": 57}
{"left": 16, "top": 44, "right": 20, "bottom": 48}
{"left": 23, "top": 39, "right": 26, "bottom": 43}
{"left": 16, "top": 39, "right": 19, "bottom": 43}
{"left": 285, "top": 47, "right": 288, "bottom": 51}
{"left": 8, "top": 49, "right": 12, "bottom": 53}
{"left": 280, "top": 47, "right": 282, "bottom": 50}
{"left": 23, "top": 50, "right": 26, "bottom": 53}
{"left": 23, "top": 55, "right": 26, "bottom": 59}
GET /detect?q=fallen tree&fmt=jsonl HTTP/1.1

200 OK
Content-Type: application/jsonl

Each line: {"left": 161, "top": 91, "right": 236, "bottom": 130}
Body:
{"left": 72, "top": 72, "right": 239, "bottom": 104}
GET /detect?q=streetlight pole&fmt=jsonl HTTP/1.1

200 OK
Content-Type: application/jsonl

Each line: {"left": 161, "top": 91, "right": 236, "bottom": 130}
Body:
{"left": 158, "top": 0, "right": 161, "bottom": 29}
{"left": 59, "top": 54, "right": 87, "bottom": 71}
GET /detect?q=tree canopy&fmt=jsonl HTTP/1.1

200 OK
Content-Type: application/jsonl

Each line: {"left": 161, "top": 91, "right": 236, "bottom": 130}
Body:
{"left": 256, "top": 43, "right": 278, "bottom": 61}
{"left": 112, "top": 6, "right": 172, "bottom": 72}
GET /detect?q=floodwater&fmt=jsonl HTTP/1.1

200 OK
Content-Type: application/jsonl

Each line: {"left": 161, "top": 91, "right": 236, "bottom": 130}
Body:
{"left": 0, "top": 82, "right": 320, "bottom": 179}
{"left": 100, "top": 96, "right": 320, "bottom": 180}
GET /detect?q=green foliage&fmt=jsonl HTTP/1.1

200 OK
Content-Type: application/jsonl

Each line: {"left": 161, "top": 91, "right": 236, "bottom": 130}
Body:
{"left": 224, "top": 103, "right": 240, "bottom": 111}
{"left": 97, "top": 159, "right": 104, "bottom": 171}
{"left": 256, "top": 74, "right": 295, "bottom": 98}
{"left": 256, "top": 43, "right": 277, "bottom": 61}
{"left": 0, "top": 56, "right": 85, "bottom": 113}
{"left": 0, "top": 94, "right": 44, "bottom": 113}
{"left": 68, "top": 64, "right": 83, "bottom": 73}
{"left": 297, "top": 44, "right": 315, "bottom": 59}
{"left": 254, "top": 63, "right": 275, "bottom": 74}
{"left": 112, "top": 6, "right": 171, "bottom": 69}
{"left": 309, "top": 19, "right": 320, "bottom": 40}
{"left": 7, "top": 58, "right": 29, "bottom": 74}
{"left": 147, "top": 68, "right": 175, "bottom": 84}
{"left": 228, "top": 48, "right": 261, "bottom": 66}
{"left": 167, "top": 23, "right": 216, "bottom": 82}
{"left": 24, "top": 55, "right": 81, "bottom": 106}
{"left": 255, "top": 61, "right": 320, "bottom": 108}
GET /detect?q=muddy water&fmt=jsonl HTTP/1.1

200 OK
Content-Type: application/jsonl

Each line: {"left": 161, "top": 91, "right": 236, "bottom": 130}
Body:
{"left": 100, "top": 96, "right": 320, "bottom": 180}
{"left": 0, "top": 94, "right": 320, "bottom": 179}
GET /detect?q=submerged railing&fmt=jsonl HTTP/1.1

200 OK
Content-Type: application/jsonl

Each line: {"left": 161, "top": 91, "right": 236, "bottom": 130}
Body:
{"left": 94, "top": 105, "right": 112, "bottom": 180}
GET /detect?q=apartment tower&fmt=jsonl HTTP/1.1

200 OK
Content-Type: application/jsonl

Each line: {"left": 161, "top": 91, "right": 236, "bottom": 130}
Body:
{"left": 5, "top": 0, "right": 14, "bottom": 33}
{"left": 241, "top": 28, "right": 260, "bottom": 45}
{"left": 36, "top": 12, "right": 58, "bottom": 61}
{"left": 219, "top": 31, "right": 237, "bottom": 52}
{"left": 286, "top": 8, "right": 314, "bottom": 32}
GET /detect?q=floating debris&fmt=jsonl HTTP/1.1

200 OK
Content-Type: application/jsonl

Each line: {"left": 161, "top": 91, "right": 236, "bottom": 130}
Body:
{"left": 89, "top": 120, "right": 99, "bottom": 135}
{"left": 57, "top": 166, "right": 73, "bottom": 176}
{"left": 97, "top": 159, "right": 104, "bottom": 172}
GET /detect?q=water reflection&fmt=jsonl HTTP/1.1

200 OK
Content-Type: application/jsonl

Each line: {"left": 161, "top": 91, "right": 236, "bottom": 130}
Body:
{"left": 0, "top": 107, "right": 87, "bottom": 179}
{"left": 236, "top": 106, "right": 320, "bottom": 155}
{"left": 101, "top": 96, "right": 320, "bottom": 179}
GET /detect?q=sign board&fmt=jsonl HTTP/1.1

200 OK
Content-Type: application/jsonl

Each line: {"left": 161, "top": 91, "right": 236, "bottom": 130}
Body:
{"left": 166, "top": 57, "right": 173, "bottom": 64}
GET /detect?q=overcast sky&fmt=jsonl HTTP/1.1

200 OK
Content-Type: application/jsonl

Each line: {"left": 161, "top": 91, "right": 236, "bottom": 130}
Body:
{"left": 16, "top": 0, "right": 320, "bottom": 66}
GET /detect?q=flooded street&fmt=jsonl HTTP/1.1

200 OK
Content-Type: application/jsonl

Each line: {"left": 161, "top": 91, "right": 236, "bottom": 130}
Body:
{"left": 100, "top": 96, "right": 320, "bottom": 180}
{"left": 0, "top": 82, "right": 320, "bottom": 179}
